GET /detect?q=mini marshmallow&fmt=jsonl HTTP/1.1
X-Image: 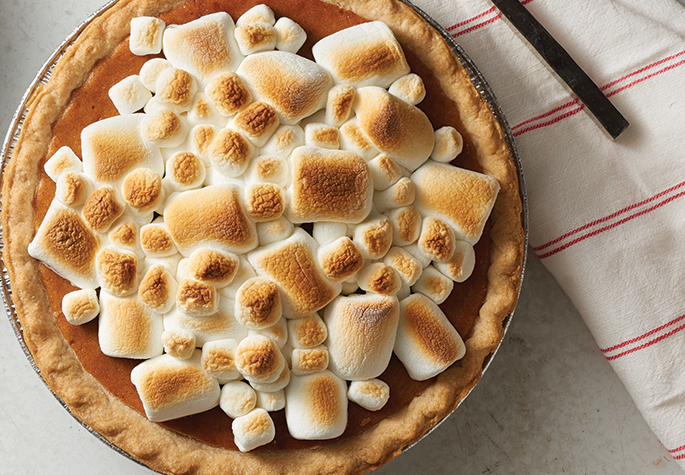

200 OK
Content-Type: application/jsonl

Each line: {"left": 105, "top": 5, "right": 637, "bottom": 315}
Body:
{"left": 186, "top": 247, "right": 239, "bottom": 287}
{"left": 356, "top": 262, "right": 402, "bottom": 296}
{"left": 394, "top": 294, "right": 466, "bottom": 381}
{"left": 164, "top": 307, "right": 248, "bottom": 347}
{"left": 131, "top": 350, "right": 220, "bottom": 421}
{"left": 383, "top": 247, "right": 423, "bottom": 286}
{"left": 55, "top": 172, "right": 91, "bottom": 207}
{"left": 431, "top": 126, "right": 463, "bottom": 163}
{"left": 324, "top": 85, "right": 355, "bottom": 127}
{"left": 318, "top": 236, "right": 364, "bottom": 282}
{"left": 385, "top": 206, "right": 422, "bottom": 246}
{"left": 305, "top": 123, "right": 339, "bottom": 149}
{"left": 247, "top": 155, "right": 289, "bottom": 187}
{"left": 217, "top": 255, "right": 257, "bottom": 300}
{"left": 249, "top": 314, "right": 288, "bottom": 348}
{"left": 353, "top": 215, "right": 393, "bottom": 260}
{"left": 201, "top": 338, "right": 240, "bottom": 383}
{"left": 324, "top": 294, "right": 399, "bottom": 380}
{"left": 108, "top": 218, "right": 141, "bottom": 256}
{"left": 233, "top": 408, "right": 276, "bottom": 452}
{"left": 122, "top": 168, "right": 165, "bottom": 218}
{"left": 235, "top": 22, "right": 277, "bottom": 55}
{"left": 176, "top": 278, "right": 219, "bottom": 316}
{"left": 205, "top": 72, "right": 252, "bottom": 117}
{"left": 187, "top": 93, "right": 226, "bottom": 127}
{"left": 291, "top": 345, "right": 329, "bottom": 376}
{"left": 396, "top": 281, "right": 411, "bottom": 301}
{"left": 161, "top": 328, "right": 196, "bottom": 359}
{"left": 374, "top": 176, "right": 415, "bottom": 212}
{"left": 274, "top": 17, "right": 306, "bottom": 53}
{"left": 235, "top": 277, "right": 282, "bottom": 329}
{"left": 165, "top": 151, "right": 206, "bottom": 191}
{"left": 388, "top": 73, "right": 426, "bottom": 106}
{"left": 130, "top": 16, "right": 165, "bottom": 55}
{"left": 347, "top": 379, "right": 390, "bottom": 411}
{"left": 411, "top": 265, "right": 454, "bottom": 305}
{"left": 434, "top": 240, "right": 476, "bottom": 283}
{"left": 287, "top": 312, "right": 327, "bottom": 349}
{"left": 154, "top": 67, "right": 197, "bottom": 113}
{"left": 139, "top": 58, "right": 171, "bottom": 92}
{"left": 256, "top": 389, "right": 286, "bottom": 412}
{"left": 367, "top": 154, "right": 403, "bottom": 191}
{"left": 260, "top": 125, "right": 304, "bottom": 157}
{"left": 312, "top": 222, "right": 349, "bottom": 246}
{"left": 236, "top": 4, "right": 276, "bottom": 26}
{"left": 403, "top": 243, "right": 433, "bottom": 268}
{"left": 62, "top": 289, "right": 100, "bottom": 325}
{"left": 285, "top": 371, "right": 347, "bottom": 440}
{"left": 245, "top": 182, "right": 285, "bottom": 222}
{"left": 140, "top": 108, "right": 189, "bottom": 148}
{"left": 208, "top": 128, "right": 257, "bottom": 177}
{"left": 248, "top": 363, "right": 290, "bottom": 392}
{"left": 235, "top": 335, "right": 285, "bottom": 384}
{"left": 220, "top": 381, "right": 257, "bottom": 418}
{"left": 140, "top": 222, "right": 177, "bottom": 257}
{"left": 418, "top": 216, "right": 457, "bottom": 263}
{"left": 256, "top": 216, "right": 295, "bottom": 246}
{"left": 338, "top": 118, "right": 378, "bottom": 160}
{"left": 139, "top": 265, "right": 179, "bottom": 313}
{"left": 99, "top": 292, "right": 164, "bottom": 359}
{"left": 96, "top": 246, "right": 139, "bottom": 297}
{"left": 187, "top": 124, "right": 219, "bottom": 164}
{"left": 82, "top": 186, "right": 124, "bottom": 232}
{"left": 233, "top": 102, "right": 280, "bottom": 147}
{"left": 109, "top": 75, "right": 152, "bottom": 115}
{"left": 44, "top": 146, "right": 82, "bottom": 182}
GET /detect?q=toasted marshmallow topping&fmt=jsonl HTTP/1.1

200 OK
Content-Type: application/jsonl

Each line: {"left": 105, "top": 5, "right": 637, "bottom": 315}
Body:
{"left": 374, "top": 176, "right": 415, "bottom": 212}
{"left": 245, "top": 182, "right": 285, "bottom": 222}
{"left": 235, "top": 277, "right": 282, "bottom": 328}
{"left": 154, "top": 67, "right": 198, "bottom": 114}
{"left": 394, "top": 294, "right": 466, "bottom": 381}
{"left": 187, "top": 248, "right": 239, "bottom": 287}
{"left": 311, "top": 222, "right": 348, "bottom": 246}
{"left": 347, "top": 379, "right": 390, "bottom": 411}
{"left": 233, "top": 102, "right": 280, "bottom": 147}
{"left": 161, "top": 328, "right": 196, "bottom": 359}
{"left": 62, "top": 289, "right": 100, "bottom": 325}
{"left": 96, "top": 246, "right": 139, "bottom": 297}
{"left": 249, "top": 315, "right": 288, "bottom": 349}
{"left": 247, "top": 154, "right": 289, "bottom": 186}
{"left": 205, "top": 72, "right": 252, "bottom": 117}
{"left": 176, "top": 278, "right": 219, "bottom": 316}
{"left": 318, "top": 237, "right": 364, "bottom": 282}
{"left": 235, "top": 335, "right": 285, "bottom": 383}
{"left": 82, "top": 186, "right": 124, "bottom": 233}
{"left": 324, "top": 85, "right": 355, "bottom": 127}
{"left": 287, "top": 313, "right": 328, "bottom": 349}
{"left": 274, "top": 17, "right": 306, "bottom": 53}
{"left": 260, "top": 124, "right": 304, "bottom": 157}
{"left": 431, "top": 126, "right": 463, "bottom": 163}
{"left": 356, "top": 262, "right": 402, "bottom": 296}
{"left": 338, "top": 119, "right": 378, "bottom": 160}
{"left": 305, "top": 123, "right": 339, "bottom": 149}
{"left": 122, "top": 168, "right": 164, "bottom": 214}
{"left": 55, "top": 172, "right": 90, "bottom": 206}
{"left": 249, "top": 362, "right": 290, "bottom": 392}
{"left": 411, "top": 265, "right": 454, "bottom": 305}
{"left": 188, "top": 124, "right": 219, "bottom": 161}
{"left": 217, "top": 255, "right": 257, "bottom": 300}
{"left": 235, "top": 22, "right": 277, "bottom": 55}
{"left": 418, "top": 216, "right": 457, "bottom": 263}
{"left": 108, "top": 219, "right": 139, "bottom": 250}
{"left": 201, "top": 339, "right": 240, "bottom": 383}
{"left": 188, "top": 93, "right": 225, "bottom": 127}
{"left": 165, "top": 151, "right": 206, "bottom": 190}
{"left": 44, "top": 146, "right": 82, "bottom": 182}
{"left": 165, "top": 307, "right": 248, "bottom": 347}
{"left": 368, "top": 154, "right": 403, "bottom": 191}
{"left": 388, "top": 73, "right": 426, "bottom": 106}
{"left": 109, "top": 75, "right": 152, "bottom": 115}
{"left": 291, "top": 346, "right": 329, "bottom": 376}
{"left": 384, "top": 247, "right": 423, "bottom": 286}
{"left": 434, "top": 240, "right": 476, "bottom": 283}
{"left": 233, "top": 408, "right": 276, "bottom": 452}
{"left": 385, "top": 206, "right": 422, "bottom": 247}
{"left": 130, "top": 17, "right": 165, "bottom": 56}
{"left": 140, "top": 222, "right": 177, "bottom": 257}
{"left": 285, "top": 371, "right": 347, "bottom": 440}
{"left": 256, "top": 389, "right": 286, "bottom": 412}
{"left": 141, "top": 108, "right": 188, "bottom": 148}
{"left": 237, "top": 4, "right": 276, "bottom": 27}
{"left": 139, "top": 58, "right": 171, "bottom": 92}
{"left": 220, "top": 381, "right": 257, "bottom": 418}
{"left": 139, "top": 265, "right": 178, "bottom": 313}
{"left": 208, "top": 128, "right": 257, "bottom": 177}
{"left": 256, "top": 216, "right": 294, "bottom": 246}
{"left": 353, "top": 215, "right": 393, "bottom": 260}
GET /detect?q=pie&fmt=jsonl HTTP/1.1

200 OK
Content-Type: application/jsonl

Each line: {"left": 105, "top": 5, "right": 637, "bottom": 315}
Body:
{"left": 1, "top": 0, "right": 526, "bottom": 473}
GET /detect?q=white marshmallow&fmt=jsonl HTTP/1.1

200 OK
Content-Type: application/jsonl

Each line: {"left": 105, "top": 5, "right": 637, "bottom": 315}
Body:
{"left": 249, "top": 316, "right": 288, "bottom": 349}
{"left": 140, "top": 108, "right": 189, "bottom": 148}
{"left": 324, "top": 85, "right": 355, "bottom": 127}
{"left": 44, "top": 146, "right": 82, "bottom": 182}
{"left": 220, "top": 381, "right": 257, "bottom": 418}
{"left": 347, "top": 379, "right": 390, "bottom": 411}
{"left": 367, "top": 154, "right": 403, "bottom": 191}
{"left": 312, "top": 222, "right": 349, "bottom": 245}
{"left": 235, "top": 335, "right": 286, "bottom": 384}
{"left": 434, "top": 240, "right": 476, "bottom": 283}
{"left": 62, "top": 289, "right": 100, "bottom": 326}
{"left": 187, "top": 92, "right": 226, "bottom": 127}
{"left": 55, "top": 172, "right": 91, "bottom": 207}
{"left": 95, "top": 246, "right": 140, "bottom": 297}
{"left": 129, "top": 17, "right": 165, "bottom": 55}
{"left": 165, "top": 151, "right": 206, "bottom": 191}
{"left": 431, "top": 126, "right": 463, "bottom": 163}
{"left": 235, "top": 277, "right": 282, "bottom": 329}
{"left": 385, "top": 206, "right": 422, "bottom": 246}
{"left": 374, "top": 176, "right": 415, "bottom": 212}
{"left": 305, "top": 123, "right": 339, "bottom": 149}
{"left": 235, "top": 22, "right": 277, "bottom": 55}
{"left": 411, "top": 265, "right": 454, "bottom": 305}
{"left": 403, "top": 242, "right": 432, "bottom": 268}
{"left": 256, "top": 216, "right": 295, "bottom": 246}
{"left": 140, "top": 222, "right": 177, "bottom": 257}
{"left": 285, "top": 371, "right": 347, "bottom": 440}
{"left": 383, "top": 247, "right": 423, "bottom": 286}
{"left": 233, "top": 408, "right": 276, "bottom": 452}
{"left": 256, "top": 389, "right": 286, "bottom": 412}
{"left": 356, "top": 262, "right": 401, "bottom": 296}
{"left": 338, "top": 118, "right": 378, "bottom": 160}
{"left": 139, "top": 58, "right": 171, "bottom": 92}
{"left": 236, "top": 4, "right": 276, "bottom": 26}
{"left": 388, "top": 73, "right": 426, "bottom": 106}
{"left": 201, "top": 338, "right": 240, "bottom": 383}
{"left": 317, "top": 236, "right": 364, "bottom": 282}
{"left": 287, "top": 312, "right": 327, "bottom": 349}
{"left": 291, "top": 345, "right": 329, "bottom": 376}
{"left": 164, "top": 307, "right": 248, "bottom": 347}
{"left": 176, "top": 278, "right": 219, "bottom": 317}
{"left": 131, "top": 350, "right": 220, "bottom": 421}
{"left": 109, "top": 75, "right": 152, "bottom": 115}
{"left": 274, "top": 17, "right": 306, "bottom": 53}
{"left": 353, "top": 215, "right": 393, "bottom": 260}
{"left": 248, "top": 362, "right": 290, "bottom": 392}
{"left": 161, "top": 328, "right": 196, "bottom": 359}
{"left": 259, "top": 124, "right": 304, "bottom": 157}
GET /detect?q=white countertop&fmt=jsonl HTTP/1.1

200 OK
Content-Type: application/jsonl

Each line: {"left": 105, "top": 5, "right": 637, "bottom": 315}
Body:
{"left": 0, "top": 1, "right": 682, "bottom": 474}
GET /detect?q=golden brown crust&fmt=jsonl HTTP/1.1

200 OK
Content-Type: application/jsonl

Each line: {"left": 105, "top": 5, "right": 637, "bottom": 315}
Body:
{"left": 1, "top": 0, "right": 524, "bottom": 474}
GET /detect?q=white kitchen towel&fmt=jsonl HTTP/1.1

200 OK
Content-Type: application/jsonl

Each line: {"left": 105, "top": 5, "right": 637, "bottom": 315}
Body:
{"left": 411, "top": 0, "right": 685, "bottom": 468}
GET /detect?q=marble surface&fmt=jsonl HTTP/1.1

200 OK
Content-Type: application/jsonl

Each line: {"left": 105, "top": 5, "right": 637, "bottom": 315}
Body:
{"left": 0, "top": 1, "right": 683, "bottom": 474}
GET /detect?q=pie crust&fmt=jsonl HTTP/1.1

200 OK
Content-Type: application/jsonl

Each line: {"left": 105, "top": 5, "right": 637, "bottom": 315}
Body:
{"left": 1, "top": 0, "right": 526, "bottom": 473}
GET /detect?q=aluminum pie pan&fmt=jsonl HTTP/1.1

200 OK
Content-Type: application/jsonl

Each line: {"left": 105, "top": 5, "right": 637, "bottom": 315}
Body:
{"left": 0, "top": 0, "right": 528, "bottom": 472}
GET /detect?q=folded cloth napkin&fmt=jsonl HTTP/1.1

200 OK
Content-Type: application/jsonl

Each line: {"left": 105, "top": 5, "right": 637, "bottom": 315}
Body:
{"left": 412, "top": 0, "right": 685, "bottom": 468}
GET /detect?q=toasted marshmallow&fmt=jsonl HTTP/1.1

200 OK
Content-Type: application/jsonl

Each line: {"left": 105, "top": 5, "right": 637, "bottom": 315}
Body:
{"left": 248, "top": 229, "right": 340, "bottom": 318}
{"left": 164, "top": 307, "right": 248, "bottom": 346}
{"left": 232, "top": 102, "right": 280, "bottom": 147}
{"left": 247, "top": 155, "right": 289, "bottom": 187}
{"left": 139, "top": 58, "right": 171, "bottom": 92}
{"left": 186, "top": 247, "right": 239, "bottom": 287}
{"left": 131, "top": 350, "right": 220, "bottom": 421}
{"left": 324, "top": 294, "right": 399, "bottom": 380}
{"left": 165, "top": 151, "right": 206, "bottom": 191}
{"left": 205, "top": 72, "right": 252, "bottom": 117}
{"left": 434, "top": 240, "right": 476, "bottom": 283}
{"left": 82, "top": 186, "right": 124, "bottom": 233}
{"left": 287, "top": 146, "right": 373, "bottom": 224}
{"left": 235, "top": 22, "right": 277, "bottom": 55}
{"left": 163, "top": 12, "right": 243, "bottom": 85}
{"left": 324, "top": 85, "right": 355, "bottom": 127}
{"left": 412, "top": 161, "right": 500, "bottom": 245}
{"left": 353, "top": 215, "right": 393, "bottom": 260}
{"left": 161, "top": 328, "right": 196, "bottom": 359}
{"left": 417, "top": 216, "right": 456, "bottom": 263}
{"left": 245, "top": 182, "right": 285, "bottom": 222}
{"left": 237, "top": 51, "right": 333, "bottom": 124}
{"left": 383, "top": 247, "right": 422, "bottom": 286}
{"left": 235, "top": 335, "right": 285, "bottom": 383}
{"left": 274, "top": 17, "right": 306, "bottom": 53}
{"left": 62, "top": 289, "right": 100, "bottom": 325}
{"left": 388, "top": 73, "right": 426, "bottom": 106}
{"left": 395, "top": 294, "right": 465, "bottom": 380}
{"left": 312, "top": 222, "right": 348, "bottom": 246}
{"left": 356, "top": 262, "right": 401, "bottom": 296}
{"left": 368, "top": 154, "right": 402, "bottom": 191}
{"left": 81, "top": 114, "right": 163, "bottom": 186}
{"left": 188, "top": 93, "right": 226, "bottom": 127}
{"left": 108, "top": 218, "right": 140, "bottom": 254}
{"left": 318, "top": 237, "right": 364, "bottom": 282}
{"left": 287, "top": 312, "right": 327, "bottom": 349}
{"left": 96, "top": 246, "right": 139, "bottom": 297}
{"left": 187, "top": 124, "right": 219, "bottom": 163}
{"left": 249, "top": 363, "right": 290, "bottom": 392}
{"left": 256, "top": 216, "right": 294, "bottom": 246}
{"left": 403, "top": 242, "right": 432, "bottom": 268}
{"left": 256, "top": 389, "right": 286, "bottom": 412}
{"left": 260, "top": 125, "right": 304, "bottom": 157}
{"left": 208, "top": 127, "right": 257, "bottom": 177}
{"left": 312, "top": 21, "right": 409, "bottom": 88}
{"left": 285, "top": 371, "right": 347, "bottom": 440}
{"left": 28, "top": 202, "right": 99, "bottom": 289}
{"left": 176, "top": 278, "right": 219, "bottom": 316}
{"left": 154, "top": 67, "right": 197, "bottom": 113}
{"left": 431, "top": 126, "right": 463, "bottom": 163}
{"left": 347, "top": 379, "right": 390, "bottom": 411}
{"left": 122, "top": 168, "right": 165, "bottom": 217}
{"left": 164, "top": 185, "right": 258, "bottom": 256}
{"left": 109, "top": 75, "right": 152, "bottom": 115}
{"left": 55, "top": 172, "right": 91, "bottom": 206}
{"left": 384, "top": 206, "right": 420, "bottom": 247}
{"left": 236, "top": 4, "right": 276, "bottom": 26}
{"left": 139, "top": 265, "right": 178, "bottom": 313}
{"left": 201, "top": 338, "right": 240, "bottom": 383}
{"left": 249, "top": 314, "right": 288, "bottom": 347}
{"left": 411, "top": 265, "right": 454, "bottom": 305}
{"left": 291, "top": 345, "right": 329, "bottom": 376}
{"left": 217, "top": 255, "right": 257, "bottom": 300}
{"left": 235, "top": 277, "right": 282, "bottom": 328}
{"left": 99, "top": 292, "right": 164, "bottom": 359}
{"left": 374, "top": 176, "right": 415, "bottom": 212}
{"left": 220, "top": 381, "right": 257, "bottom": 418}
{"left": 140, "top": 222, "right": 177, "bottom": 257}
{"left": 44, "top": 146, "right": 82, "bottom": 182}
{"left": 338, "top": 118, "right": 378, "bottom": 160}
{"left": 129, "top": 16, "right": 165, "bottom": 55}
{"left": 140, "top": 108, "right": 189, "bottom": 148}
{"left": 305, "top": 123, "right": 339, "bottom": 149}
{"left": 233, "top": 408, "right": 276, "bottom": 452}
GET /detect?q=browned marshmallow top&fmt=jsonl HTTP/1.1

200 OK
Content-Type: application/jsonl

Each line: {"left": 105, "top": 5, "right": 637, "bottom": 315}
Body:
{"left": 82, "top": 186, "right": 124, "bottom": 232}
